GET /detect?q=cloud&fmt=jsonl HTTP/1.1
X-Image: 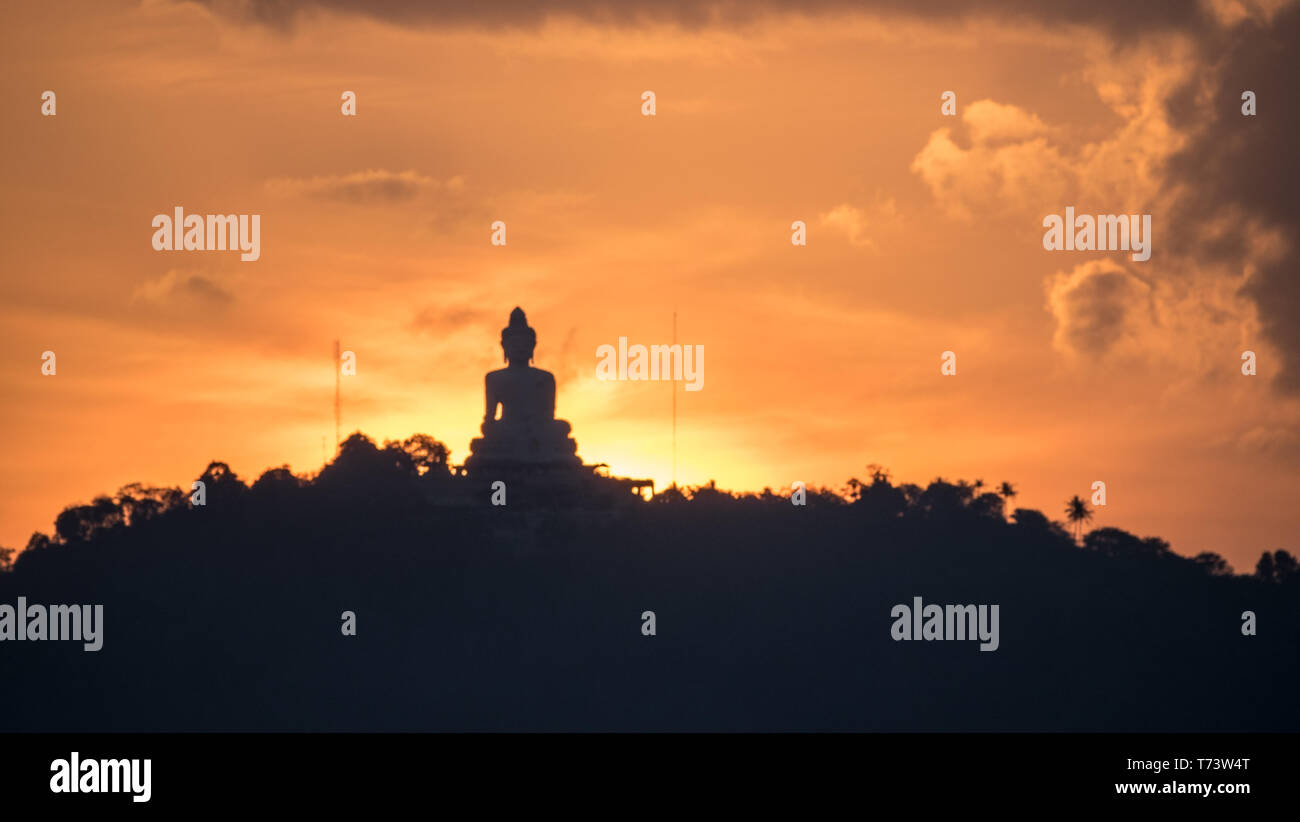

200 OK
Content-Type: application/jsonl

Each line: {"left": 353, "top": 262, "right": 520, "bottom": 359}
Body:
{"left": 1203, "top": 0, "right": 1293, "bottom": 27}
{"left": 910, "top": 117, "right": 1070, "bottom": 220}
{"left": 131, "top": 269, "right": 234, "bottom": 306}
{"left": 963, "top": 99, "right": 1050, "bottom": 144}
{"left": 1236, "top": 423, "right": 1300, "bottom": 454}
{"left": 189, "top": 0, "right": 1215, "bottom": 38}
{"left": 820, "top": 204, "right": 872, "bottom": 247}
{"left": 408, "top": 304, "right": 497, "bottom": 336}
{"left": 264, "top": 169, "right": 459, "bottom": 204}
{"left": 1046, "top": 260, "right": 1154, "bottom": 358}
{"left": 819, "top": 198, "right": 900, "bottom": 248}
{"left": 1045, "top": 255, "right": 1260, "bottom": 380}
{"left": 206, "top": 0, "right": 1300, "bottom": 390}
{"left": 907, "top": 19, "right": 1300, "bottom": 391}
{"left": 909, "top": 56, "right": 1191, "bottom": 219}
{"left": 1160, "top": 6, "right": 1300, "bottom": 391}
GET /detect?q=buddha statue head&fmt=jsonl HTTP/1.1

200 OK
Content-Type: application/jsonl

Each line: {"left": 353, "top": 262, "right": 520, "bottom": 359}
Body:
{"left": 500, "top": 306, "right": 536, "bottom": 366}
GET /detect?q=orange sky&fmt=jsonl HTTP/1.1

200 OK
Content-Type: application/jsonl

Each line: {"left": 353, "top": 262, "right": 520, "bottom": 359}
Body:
{"left": 2, "top": 0, "right": 1297, "bottom": 571}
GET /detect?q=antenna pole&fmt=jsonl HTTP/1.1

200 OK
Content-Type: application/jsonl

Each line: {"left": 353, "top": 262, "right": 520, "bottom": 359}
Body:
{"left": 334, "top": 339, "right": 341, "bottom": 450}
{"left": 672, "top": 310, "right": 677, "bottom": 490}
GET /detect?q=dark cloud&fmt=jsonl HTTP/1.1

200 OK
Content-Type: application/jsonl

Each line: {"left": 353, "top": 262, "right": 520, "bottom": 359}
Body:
{"left": 177, "top": 274, "right": 235, "bottom": 304}
{"left": 408, "top": 305, "right": 496, "bottom": 336}
{"left": 1047, "top": 261, "right": 1153, "bottom": 357}
{"left": 190, "top": 0, "right": 1213, "bottom": 37}
{"left": 1163, "top": 8, "right": 1300, "bottom": 391}
{"left": 265, "top": 170, "right": 441, "bottom": 204}
{"left": 132, "top": 269, "right": 234, "bottom": 306}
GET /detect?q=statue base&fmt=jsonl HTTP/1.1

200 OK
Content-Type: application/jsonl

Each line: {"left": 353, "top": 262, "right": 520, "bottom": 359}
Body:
{"left": 463, "top": 420, "right": 582, "bottom": 478}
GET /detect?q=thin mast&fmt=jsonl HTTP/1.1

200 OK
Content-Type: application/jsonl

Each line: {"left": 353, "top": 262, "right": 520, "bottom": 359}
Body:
{"left": 672, "top": 310, "right": 677, "bottom": 490}
{"left": 334, "top": 338, "right": 341, "bottom": 450}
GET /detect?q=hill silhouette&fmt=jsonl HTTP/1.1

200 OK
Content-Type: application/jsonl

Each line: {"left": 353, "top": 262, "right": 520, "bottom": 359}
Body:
{"left": 1, "top": 432, "right": 1296, "bottom": 732}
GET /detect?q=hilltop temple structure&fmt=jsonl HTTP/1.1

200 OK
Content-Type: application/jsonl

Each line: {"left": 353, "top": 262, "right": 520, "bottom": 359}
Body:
{"left": 463, "top": 307, "right": 584, "bottom": 476}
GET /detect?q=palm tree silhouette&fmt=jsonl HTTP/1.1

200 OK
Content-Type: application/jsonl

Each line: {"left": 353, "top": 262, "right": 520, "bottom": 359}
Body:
{"left": 998, "top": 481, "right": 1017, "bottom": 509}
{"left": 1065, "top": 495, "right": 1093, "bottom": 543}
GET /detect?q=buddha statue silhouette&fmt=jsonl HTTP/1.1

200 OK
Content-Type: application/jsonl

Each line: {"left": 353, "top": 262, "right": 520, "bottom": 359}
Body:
{"left": 464, "top": 307, "right": 581, "bottom": 474}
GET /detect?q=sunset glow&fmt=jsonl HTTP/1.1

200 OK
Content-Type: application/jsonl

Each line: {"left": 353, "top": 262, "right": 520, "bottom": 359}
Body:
{"left": 2, "top": 0, "right": 1297, "bottom": 572}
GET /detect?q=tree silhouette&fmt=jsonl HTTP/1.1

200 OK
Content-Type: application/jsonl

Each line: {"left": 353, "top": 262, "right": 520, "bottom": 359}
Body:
{"left": 1084, "top": 527, "right": 1170, "bottom": 559}
{"left": 1274, "top": 549, "right": 1298, "bottom": 582}
{"left": 1257, "top": 549, "right": 1299, "bottom": 583}
{"left": 854, "top": 471, "right": 908, "bottom": 521}
{"left": 2, "top": 450, "right": 1298, "bottom": 734}
{"left": 1065, "top": 495, "right": 1093, "bottom": 543}
{"left": 116, "top": 482, "right": 184, "bottom": 525}
{"left": 1193, "top": 551, "right": 1233, "bottom": 576}
{"left": 54, "top": 495, "right": 124, "bottom": 544}
{"left": 917, "top": 478, "right": 973, "bottom": 520}
{"left": 998, "top": 481, "right": 1017, "bottom": 508}
{"left": 843, "top": 477, "right": 864, "bottom": 502}
{"left": 390, "top": 434, "right": 451, "bottom": 477}
{"left": 650, "top": 484, "right": 689, "bottom": 505}
{"left": 195, "top": 461, "right": 248, "bottom": 511}
{"left": 1011, "top": 508, "right": 1074, "bottom": 548}
{"left": 686, "top": 479, "right": 732, "bottom": 505}
{"left": 970, "top": 492, "right": 1005, "bottom": 520}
